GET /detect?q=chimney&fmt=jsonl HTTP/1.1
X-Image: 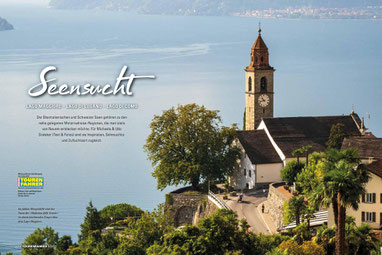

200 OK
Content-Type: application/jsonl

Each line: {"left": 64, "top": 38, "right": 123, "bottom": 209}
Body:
{"left": 360, "top": 118, "right": 366, "bottom": 135}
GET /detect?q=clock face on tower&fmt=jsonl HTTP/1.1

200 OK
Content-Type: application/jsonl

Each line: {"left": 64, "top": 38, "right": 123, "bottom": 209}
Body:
{"left": 258, "top": 94, "right": 270, "bottom": 107}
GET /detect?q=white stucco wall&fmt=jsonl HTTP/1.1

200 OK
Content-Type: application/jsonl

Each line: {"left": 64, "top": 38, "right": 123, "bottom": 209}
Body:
{"left": 229, "top": 140, "right": 256, "bottom": 190}
{"left": 256, "top": 163, "right": 283, "bottom": 184}
{"left": 230, "top": 152, "right": 256, "bottom": 190}
{"left": 328, "top": 172, "right": 382, "bottom": 229}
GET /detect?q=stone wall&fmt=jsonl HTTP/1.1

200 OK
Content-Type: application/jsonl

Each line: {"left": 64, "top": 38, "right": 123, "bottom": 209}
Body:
{"left": 193, "top": 199, "right": 218, "bottom": 225}
{"left": 166, "top": 192, "right": 208, "bottom": 227}
{"left": 265, "top": 182, "right": 290, "bottom": 230}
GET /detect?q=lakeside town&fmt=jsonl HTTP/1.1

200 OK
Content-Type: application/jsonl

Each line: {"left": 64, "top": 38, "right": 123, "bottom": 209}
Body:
{"left": 48, "top": 0, "right": 382, "bottom": 20}
{"left": 235, "top": 6, "right": 382, "bottom": 20}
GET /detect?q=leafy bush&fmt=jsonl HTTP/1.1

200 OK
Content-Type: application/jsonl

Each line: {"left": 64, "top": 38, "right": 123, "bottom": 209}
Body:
{"left": 165, "top": 193, "right": 174, "bottom": 205}
{"left": 279, "top": 240, "right": 325, "bottom": 255}
{"left": 99, "top": 203, "right": 144, "bottom": 225}
{"left": 280, "top": 160, "right": 305, "bottom": 186}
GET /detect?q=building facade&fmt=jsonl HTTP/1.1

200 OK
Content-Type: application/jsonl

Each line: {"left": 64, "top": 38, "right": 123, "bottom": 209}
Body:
{"left": 245, "top": 28, "right": 275, "bottom": 130}
{"left": 328, "top": 140, "right": 382, "bottom": 229}
{"left": 230, "top": 29, "right": 366, "bottom": 190}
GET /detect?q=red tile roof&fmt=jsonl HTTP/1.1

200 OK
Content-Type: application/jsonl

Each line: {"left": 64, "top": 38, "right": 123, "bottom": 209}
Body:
{"left": 252, "top": 34, "right": 268, "bottom": 50}
{"left": 367, "top": 160, "right": 382, "bottom": 179}
{"left": 237, "top": 130, "right": 281, "bottom": 164}
{"left": 341, "top": 137, "right": 382, "bottom": 159}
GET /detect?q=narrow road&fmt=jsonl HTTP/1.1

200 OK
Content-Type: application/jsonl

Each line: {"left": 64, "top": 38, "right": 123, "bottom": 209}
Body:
{"left": 223, "top": 190, "right": 271, "bottom": 234}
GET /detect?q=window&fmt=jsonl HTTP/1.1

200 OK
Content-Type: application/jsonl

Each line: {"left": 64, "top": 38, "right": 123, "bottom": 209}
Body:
{"left": 260, "top": 77, "right": 267, "bottom": 92}
{"left": 362, "top": 212, "right": 376, "bottom": 222}
{"left": 248, "top": 77, "right": 252, "bottom": 92}
{"left": 363, "top": 193, "right": 376, "bottom": 203}
{"left": 255, "top": 56, "right": 258, "bottom": 63}
{"left": 243, "top": 168, "right": 246, "bottom": 176}
{"left": 380, "top": 193, "right": 382, "bottom": 203}
{"left": 261, "top": 56, "right": 264, "bottom": 62}
{"left": 249, "top": 170, "right": 252, "bottom": 177}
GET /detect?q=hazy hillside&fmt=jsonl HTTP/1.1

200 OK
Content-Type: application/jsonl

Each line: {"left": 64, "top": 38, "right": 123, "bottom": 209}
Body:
{"left": 0, "top": 17, "right": 14, "bottom": 31}
{"left": 49, "top": 0, "right": 382, "bottom": 17}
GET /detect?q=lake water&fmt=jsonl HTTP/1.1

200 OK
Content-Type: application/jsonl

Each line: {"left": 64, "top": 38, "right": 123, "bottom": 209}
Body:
{"left": 0, "top": 3, "right": 381, "bottom": 254}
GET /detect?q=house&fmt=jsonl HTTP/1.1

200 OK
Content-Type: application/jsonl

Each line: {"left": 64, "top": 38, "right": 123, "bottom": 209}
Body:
{"left": 328, "top": 139, "right": 382, "bottom": 229}
{"left": 229, "top": 114, "right": 365, "bottom": 190}
{"left": 341, "top": 137, "right": 382, "bottom": 164}
{"left": 230, "top": 130, "right": 283, "bottom": 189}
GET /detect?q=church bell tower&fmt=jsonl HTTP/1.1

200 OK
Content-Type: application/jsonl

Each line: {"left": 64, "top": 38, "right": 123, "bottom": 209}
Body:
{"left": 245, "top": 27, "right": 275, "bottom": 130}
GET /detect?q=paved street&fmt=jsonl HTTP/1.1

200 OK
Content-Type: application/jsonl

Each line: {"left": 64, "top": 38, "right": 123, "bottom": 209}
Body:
{"left": 220, "top": 190, "right": 272, "bottom": 234}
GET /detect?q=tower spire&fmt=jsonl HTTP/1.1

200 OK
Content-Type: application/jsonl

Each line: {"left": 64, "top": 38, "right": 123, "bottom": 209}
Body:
{"left": 247, "top": 25, "right": 271, "bottom": 70}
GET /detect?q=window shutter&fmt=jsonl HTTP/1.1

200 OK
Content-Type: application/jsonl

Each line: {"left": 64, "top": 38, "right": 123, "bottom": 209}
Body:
{"left": 362, "top": 212, "right": 365, "bottom": 222}
{"left": 373, "top": 212, "right": 376, "bottom": 222}
{"left": 362, "top": 194, "right": 365, "bottom": 203}
{"left": 373, "top": 193, "right": 376, "bottom": 203}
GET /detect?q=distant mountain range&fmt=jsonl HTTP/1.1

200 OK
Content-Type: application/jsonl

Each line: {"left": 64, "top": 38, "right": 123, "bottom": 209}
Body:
{"left": 49, "top": 0, "right": 382, "bottom": 18}
{"left": 0, "top": 17, "right": 13, "bottom": 31}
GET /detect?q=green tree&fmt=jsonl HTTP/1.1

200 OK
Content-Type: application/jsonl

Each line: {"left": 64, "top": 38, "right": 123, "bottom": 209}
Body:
{"left": 68, "top": 225, "right": 119, "bottom": 255}
{"left": 258, "top": 234, "right": 289, "bottom": 254}
{"left": 292, "top": 148, "right": 304, "bottom": 165}
{"left": 313, "top": 225, "right": 336, "bottom": 255}
{"left": 144, "top": 104, "right": 240, "bottom": 190}
{"left": 99, "top": 203, "right": 144, "bottom": 226}
{"left": 292, "top": 222, "right": 311, "bottom": 244}
{"left": 79, "top": 201, "right": 102, "bottom": 241}
{"left": 283, "top": 196, "right": 307, "bottom": 226}
{"left": 345, "top": 217, "right": 379, "bottom": 255}
{"left": 301, "top": 145, "right": 313, "bottom": 166}
{"left": 279, "top": 239, "right": 325, "bottom": 255}
{"left": 280, "top": 160, "right": 305, "bottom": 186}
{"left": 124, "top": 213, "right": 165, "bottom": 249}
{"left": 22, "top": 227, "right": 58, "bottom": 255}
{"left": 309, "top": 148, "right": 370, "bottom": 255}
{"left": 326, "top": 123, "right": 346, "bottom": 149}
{"left": 296, "top": 155, "right": 323, "bottom": 195}
{"left": 114, "top": 243, "right": 145, "bottom": 255}
{"left": 56, "top": 235, "right": 72, "bottom": 252}
{"left": 77, "top": 229, "right": 119, "bottom": 255}
{"left": 116, "top": 203, "right": 174, "bottom": 252}
{"left": 147, "top": 209, "right": 265, "bottom": 255}
{"left": 313, "top": 217, "right": 379, "bottom": 255}
{"left": 95, "top": 231, "right": 119, "bottom": 254}
{"left": 243, "top": 108, "right": 246, "bottom": 130}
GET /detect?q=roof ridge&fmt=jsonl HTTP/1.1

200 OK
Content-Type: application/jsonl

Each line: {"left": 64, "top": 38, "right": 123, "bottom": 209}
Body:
{"left": 237, "top": 130, "right": 265, "bottom": 133}
{"left": 275, "top": 135, "right": 364, "bottom": 139}
{"left": 344, "top": 137, "right": 382, "bottom": 140}
{"left": 262, "top": 114, "right": 352, "bottom": 120}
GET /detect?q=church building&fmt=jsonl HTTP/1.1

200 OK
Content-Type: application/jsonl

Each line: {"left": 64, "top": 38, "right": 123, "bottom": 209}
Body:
{"left": 229, "top": 28, "right": 367, "bottom": 190}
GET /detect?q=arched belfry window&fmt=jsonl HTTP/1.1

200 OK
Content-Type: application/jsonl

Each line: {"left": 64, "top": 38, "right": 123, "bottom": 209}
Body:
{"left": 248, "top": 77, "right": 252, "bottom": 92}
{"left": 260, "top": 77, "right": 267, "bottom": 92}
